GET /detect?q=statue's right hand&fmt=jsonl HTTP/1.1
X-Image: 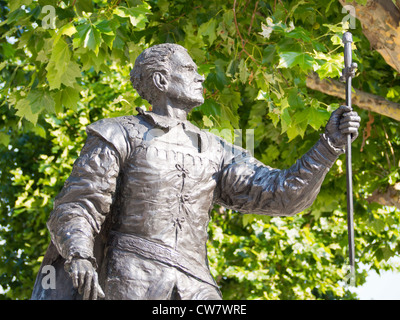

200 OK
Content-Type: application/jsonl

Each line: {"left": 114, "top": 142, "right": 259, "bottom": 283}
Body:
{"left": 67, "top": 258, "right": 105, "bottom": 300}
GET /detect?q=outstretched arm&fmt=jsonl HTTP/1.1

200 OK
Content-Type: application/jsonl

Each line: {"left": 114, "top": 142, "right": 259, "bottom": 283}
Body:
{"left": 215, "top": 105, "right": 360, "bottom": 216}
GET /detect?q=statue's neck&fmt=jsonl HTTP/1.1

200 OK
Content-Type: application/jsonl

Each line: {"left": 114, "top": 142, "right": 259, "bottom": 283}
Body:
{"left": 151, "top": 97, "right": 189, "bottom": 122}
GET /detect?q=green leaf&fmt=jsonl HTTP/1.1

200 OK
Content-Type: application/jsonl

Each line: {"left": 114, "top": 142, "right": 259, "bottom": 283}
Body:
{"left": 46, "top": 61, "right": 62, "bottom": 90}
{"left": 114, "top": 5, "right": 151, "bottom": 30}
{"left": 49, "top": 38, "right": 71, "bottom": 67}
{"left": 265, "top": 144, "right": 280, "bottom": 161}
{"left": 84, "top": 26, "right": 102, "bottom": 55}
{"left": 322, "top": 23, "right": 344, "bottom": 33}
{"left": 80, "top": 50, "right": 106, "bottom": 72}
{"left": 94, "top": 20, "right": 116, "bottom": 49}
{"left": 288, "top": 88, "right": 305, "bottom": 109}
{"left": 75, "top": 0, "right": 94, "bottom": 15}
{"left": 55, "top": 7, "right": 76, "bottom": 21}
{"left": 369, "top": 219, "right": 386, "bottom": 234}
{"left": 61, "top": 24, "right": 77, "bottom": 37}
{"left": 197, "top": 99, "right": 221, "bottom": 118}
{"left": 199, "top": 18, "right": 217, "bottom": 45}
{"left": 15, "top": 98, "right": 38, "bottom": 124}
{"left": 1, "top": 42, "right": 16, "bottom": 59}
{"left": 62, "top": 61, "right": 82, "bottom": 87}
{"left": 285, "top": 27, "right": 311, "bottom": 42}
{"left": 202, "top": 115, "right": 214, "bottom": 127}
{"left": 8, "top": 0, "right": 32, "bottom": 13}
{"left": 183, "top": 23, "right": 201, "bottom": 48}
{"left": 46, "top": 60, "right": 81, "bottom": 89}
{"left": 46, "top": 38, "right": 77, "bottom": 89}
{"left": 15, "top": 90, "right": 55, "bottom": 124}
{"left": 127, "top": 42, "right": 143, "bottom": 64}
{"left": 94, "top": 20, "right": 114, "bottom": 34}
{"left": 307, "top": 107, "right": 330, "bottom": 130}
{"left": 76, "top": 23, "right": 102, "bottom": 55}
{"left": 238, "top": 59, "right": 249, "bottom": 84}
{"left": 53, "top": 23, "right": 77, "bottom": 45}
{"left": 219, "top": 88, "right": 241, "bottom": 128}
{"left": 0, "top": 132, "right": 10, "bottom": 146}
{"left": 157, "top": 0, "right": 169, "bottom": 14}
{"left": 262, "top": 45, "right": 276, "bottom": 64}
{"left": 278, "top": 52, "right": 314, "bottom": 70}
{"left": 269, "top": 111, "right": 279, "bottom": 127}
{"left": 293, "top": 108, "right": 310, "bottom": 126}
{"left": 53, "top": 86, "right": 81, "bottom": 112}
{"left": 375, "top": 247, "right": 396, "bottom": 262}
{"left": 26, "top": 90, "right": 55, "bottom": 114}
{"left": 280, "top": 107, "right": 292, "bottom": 133}
{"left": 36, "top": 49, "right": 49, "bottom": 63}
{"left": 330, "top": 34, "right": 341, "bottom": 45}
{"left": 208, "top": 59, "right": 228, "bottom": 90}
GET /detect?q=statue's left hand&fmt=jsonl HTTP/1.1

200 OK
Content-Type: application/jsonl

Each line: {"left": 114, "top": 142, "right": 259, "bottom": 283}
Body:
{"left": 67, "top": 258, "right": 105, "bottom": 300}
{"left": 324, "top": 105, "right": 361, "bottom": 149}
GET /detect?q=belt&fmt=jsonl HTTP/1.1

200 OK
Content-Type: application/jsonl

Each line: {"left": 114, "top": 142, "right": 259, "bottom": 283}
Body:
{"left": 108, "top": 231, "right": 219, "bottom": 290}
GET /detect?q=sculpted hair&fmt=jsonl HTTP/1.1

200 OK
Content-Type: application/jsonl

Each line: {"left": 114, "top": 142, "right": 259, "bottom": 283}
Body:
{"left": 130, "top": 43, "right": 187, "bottom": 104}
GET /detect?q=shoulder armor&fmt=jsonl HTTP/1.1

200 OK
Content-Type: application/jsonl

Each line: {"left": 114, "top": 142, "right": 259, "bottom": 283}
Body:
{"left": 86, "top": 116, "right": 133, "bottom": 162}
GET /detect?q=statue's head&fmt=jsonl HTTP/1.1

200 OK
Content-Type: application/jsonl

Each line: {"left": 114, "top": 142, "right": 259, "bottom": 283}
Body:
{"left": 130, "top": 43, "right": 205, "bottom": 111}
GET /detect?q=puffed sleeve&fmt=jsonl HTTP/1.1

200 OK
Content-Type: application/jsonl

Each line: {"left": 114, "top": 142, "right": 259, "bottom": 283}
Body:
{"left": 215, "top": 134, "right": 344, "bottom": 216}
{"left": 47, "top": 118, "right": 130, "bottom": 268}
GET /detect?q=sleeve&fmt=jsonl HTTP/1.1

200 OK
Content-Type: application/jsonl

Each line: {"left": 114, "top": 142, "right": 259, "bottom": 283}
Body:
{"left": 214, "top": 134, "right": 344, "bottom": 216}
{"left": 46, "top": 118, "right": 130, "bottom": 268}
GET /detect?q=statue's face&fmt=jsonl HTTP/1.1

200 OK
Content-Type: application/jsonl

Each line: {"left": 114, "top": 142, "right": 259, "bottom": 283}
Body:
{"left": 165, "top": 50, "right": 205, "bottom": 110}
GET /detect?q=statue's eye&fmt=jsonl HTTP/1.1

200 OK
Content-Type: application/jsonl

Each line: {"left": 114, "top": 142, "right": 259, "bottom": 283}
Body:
{"left": 185, "top": 65, "right": 195, "bottom": 71}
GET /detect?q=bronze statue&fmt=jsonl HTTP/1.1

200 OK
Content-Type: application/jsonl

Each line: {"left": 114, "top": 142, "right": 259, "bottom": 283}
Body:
{"left": 31, "top": 43, "right": 360, "bottom": 300}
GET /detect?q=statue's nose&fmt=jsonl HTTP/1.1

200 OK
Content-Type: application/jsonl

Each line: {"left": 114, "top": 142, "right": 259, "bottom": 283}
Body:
{"left": 196, "top": 73, "right": 205, "bottom": 83}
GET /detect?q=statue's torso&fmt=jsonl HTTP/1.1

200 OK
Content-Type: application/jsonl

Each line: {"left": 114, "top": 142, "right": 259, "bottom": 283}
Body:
{"left": 110, "top": 114, "right": 224, "bottom": 265}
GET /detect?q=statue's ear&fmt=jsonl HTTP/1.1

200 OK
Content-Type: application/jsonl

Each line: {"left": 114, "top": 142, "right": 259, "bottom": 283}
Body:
{"left": 153, "top": 72, "right": 168, "bottom": 92}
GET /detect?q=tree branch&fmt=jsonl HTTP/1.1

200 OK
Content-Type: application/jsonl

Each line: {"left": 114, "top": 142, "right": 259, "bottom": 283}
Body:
{"left": 367, "top": 183, "right": 400, "bottom": 210}
{"left": 306, "top": 72, "right": 400, "bottom": 121}
{"left": 248, "top": 1, "right": 259, "bottom": 36}
{"left": 233, "top": 0, "right": 260, "bottom": 65}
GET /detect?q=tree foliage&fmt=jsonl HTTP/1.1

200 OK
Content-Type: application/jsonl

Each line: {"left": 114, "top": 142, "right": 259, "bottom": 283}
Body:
{"left": 0, "top": 0, "right": 399, "bottom": 300}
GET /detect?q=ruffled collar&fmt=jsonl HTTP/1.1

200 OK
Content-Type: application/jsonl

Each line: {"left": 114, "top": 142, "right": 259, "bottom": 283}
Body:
{"left": 136, "top": 107, "right": 202, "bottom": 134}
{"left": 136, "top": 107, "right": 214, "bottom": 153}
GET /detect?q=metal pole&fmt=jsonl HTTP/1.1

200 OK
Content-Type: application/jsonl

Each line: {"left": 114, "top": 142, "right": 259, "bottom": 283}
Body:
{"left": 341, "top": 32, "right": 356, "bottom": 280}
{"left": 345, "top": 71, "right": 355, "bottom": 273}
